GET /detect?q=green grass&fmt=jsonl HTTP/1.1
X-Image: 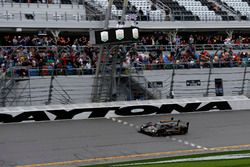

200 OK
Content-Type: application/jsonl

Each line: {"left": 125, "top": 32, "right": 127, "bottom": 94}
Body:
{"left": 113, "top": 159, "right": 250, "bottom": 167}
{"left": 81, "top": 150, "right": 250, "bottom": 167}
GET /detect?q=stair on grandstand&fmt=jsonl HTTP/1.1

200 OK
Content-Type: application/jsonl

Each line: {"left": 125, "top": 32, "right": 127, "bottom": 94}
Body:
{"left": 120, "top": 73, "right": 162, "bottom": 100}
{"left": 159, "top": 0, "right": 199, "bottom": 21}
{"left": 84, "top": 0, "right": 105, "bottom": 20}
{"left": 91, "top": 46, "right": 137, "bottom": 102}
{"left": 195, "top": 0, "right": 235, "bottom": 20}
{"left": 91, "top": 47, "right": 114, "bottom": 102}
{"left": 113, "top": 0, "right": 124, "bottom": 10}
{"left": 218, "top": 0, "right": 249, "bottom": 20}
{"left": 91, "top": 46, "right": 161, "bottom": 103}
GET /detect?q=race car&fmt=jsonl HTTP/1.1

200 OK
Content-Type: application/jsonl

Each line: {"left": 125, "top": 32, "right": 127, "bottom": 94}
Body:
{"left": 138, "top": 118, "right": 189, "bottom": 136}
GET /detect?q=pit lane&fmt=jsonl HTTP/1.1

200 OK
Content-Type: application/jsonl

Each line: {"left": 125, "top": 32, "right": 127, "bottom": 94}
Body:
{"left": 1, "top": 109, "right": 250, "bottom": 167}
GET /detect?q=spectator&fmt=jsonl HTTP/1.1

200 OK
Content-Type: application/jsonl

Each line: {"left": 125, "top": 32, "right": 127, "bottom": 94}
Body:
{"left": 0, "top": 32, "right": 250, "bottom": 75}
{"left": 146, "top": 7, "right": 150, "bottom": 21}
{"left": 188, "top": 35, "right": 194, "bottom": 45}
{"left": 137, "top": 7, "right": 144, "bottom": 21}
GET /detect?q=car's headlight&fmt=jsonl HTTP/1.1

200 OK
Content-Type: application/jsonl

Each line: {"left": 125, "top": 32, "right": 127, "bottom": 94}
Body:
{"left": 152, "top": 129, "right": 155, "bottom": 133}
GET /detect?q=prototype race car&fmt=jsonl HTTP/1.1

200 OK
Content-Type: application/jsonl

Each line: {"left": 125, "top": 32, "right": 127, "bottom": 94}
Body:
{"left": 138, "top": 118, "right": 189, "bottom": 136}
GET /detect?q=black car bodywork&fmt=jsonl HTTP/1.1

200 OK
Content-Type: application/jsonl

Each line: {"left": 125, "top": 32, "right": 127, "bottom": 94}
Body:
{"left": 138, "top": 118, "right": 189, "bottom": 136}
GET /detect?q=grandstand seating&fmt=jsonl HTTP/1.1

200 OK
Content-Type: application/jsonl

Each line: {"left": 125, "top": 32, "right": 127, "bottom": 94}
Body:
{"left": 91, "top": 0, "right": 165, "bottom": 21}
{"left": 0, "top": 0, "right": 250, "bottom": 23}
{"left": 157, "top": 0, "right": 199, "bottom": 21}
{"left": 101, "top": 0, "right": 247, "bottom": 21}
{"left": 196, "top": 0, "right": 235, "bottom": 20}
{"left": 242, "top": 0, "right": 250, "bottom": 6}
{"left": 221, "top": 0, "right": 250, "bottom": 18}
{"left": 176, "top": 0, "right": 221, "bottom": 21}
{"left": 0, "top": 3, "right": 87, "bottom": 21}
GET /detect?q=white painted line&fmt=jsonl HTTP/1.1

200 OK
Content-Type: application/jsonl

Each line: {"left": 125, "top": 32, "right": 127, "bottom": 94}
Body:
{"left": 172, "top": 138, "right": 176, "bottom": 141}
{"left": 117, "top": 120, "right": 122, "bottom": 123}
{"left": 190, "top": 143, "right": 196, "bottom": 147}
{"left": 197, "top": 145, "right": 202, "bottom": 149}
{"left": 136, "top": 126, "right": 140, "bottom": 129}
{"left": 178, "top": 139, "right": 183, "bottom": 143}
{"left": 129, "top": 124, "right": 134, "bottom": 127}
{"left": 123, "top": 122, "right": 128, "bottom": 125}
{"left": 184, "top": 141, "right": 189, "bottom": 145}
{"left": 106, "top": 117, "right": 111, "bottom": 119}
{"left": 112, "top": 118, "right": 116, "bottom": 121}
{"left": 203, "top": 147, "right": 209, "bottom": 150}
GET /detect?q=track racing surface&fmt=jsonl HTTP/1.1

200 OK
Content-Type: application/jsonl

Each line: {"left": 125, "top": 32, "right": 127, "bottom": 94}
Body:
{"left": 1, "top": 110, "right": 250, "bottom": 167}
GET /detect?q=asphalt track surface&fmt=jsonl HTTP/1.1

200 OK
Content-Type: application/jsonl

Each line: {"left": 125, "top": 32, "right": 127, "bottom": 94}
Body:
{"left": 1, "top": 110, "right": 250, "bottom": 167}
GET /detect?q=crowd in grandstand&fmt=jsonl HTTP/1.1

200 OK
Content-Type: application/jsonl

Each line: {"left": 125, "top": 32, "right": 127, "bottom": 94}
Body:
{"left": 0, "top": 32, "right": 249, "bottom": 76}
{"left": 1, "top": 32, "right": 249, "bottom": 46}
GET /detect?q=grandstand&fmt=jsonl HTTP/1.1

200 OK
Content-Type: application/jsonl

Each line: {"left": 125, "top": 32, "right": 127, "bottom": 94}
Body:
{"left": 0, "top": 0, "right": 250, "bottom": 107}
{"left": 0, "top": 0, "right": 250, "bottom": 30}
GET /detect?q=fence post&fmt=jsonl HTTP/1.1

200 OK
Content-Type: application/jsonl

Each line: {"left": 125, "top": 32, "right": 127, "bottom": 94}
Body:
{"left": 168, "top": 62, "right": 175, "bottom": 99}
{"left": 46, "top": 68, "right": 55, "bottom": 105}
{"left": 205, "top": 60, "right": 213, "bottom": 97}
{"left": 168, "top": 50, "right": 178, "bottom": 99}
{"left": 240, "top": 65, "right": 247, "bottom": 95}
{"left": 0, "top": 73, "right": 6, "bottom": 107}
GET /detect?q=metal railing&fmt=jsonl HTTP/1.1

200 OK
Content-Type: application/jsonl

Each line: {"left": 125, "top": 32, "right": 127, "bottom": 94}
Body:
{"left": 0, "top": 43, "right": 250, "bottom": 107}
{"left": 1, "top": 1, "right": 84, "bottom": 7}
{"left": 0, "top": 64, "right": 249, "bottom": 106}
{"left": 0, "top": 10, "right": 249, "bottom": 22}
{"left": 0, "top": 62, "right": 249, "bottom": 107}
{"left": 0, "top": 44, "right": 249, "bottom": 51}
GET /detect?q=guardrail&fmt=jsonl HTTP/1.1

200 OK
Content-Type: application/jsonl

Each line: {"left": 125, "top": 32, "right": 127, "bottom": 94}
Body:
{"left": 1, "top": 96, "right": 249, "bottom": 123}
{"left": 0, "top": 44, "right": 249, "bottom": 107}
{"left": 0, "top": 65, "right": 249, "bottom": 107}
{"left": 1, "top": 1, "right": 83, "bottom": 7}
{"left": 1, "top": 13, "right": 249, "bottom": 22}
{"left": 0, "top": 44, "right": 249, "bottom": 52}
{"left": 0, "top": 10, "right": 249, "bottom": 22}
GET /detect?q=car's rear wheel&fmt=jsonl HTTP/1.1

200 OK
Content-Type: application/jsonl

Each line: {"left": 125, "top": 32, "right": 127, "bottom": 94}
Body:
{"left": 181, "top": 129, "right": 187, "bottom": 134}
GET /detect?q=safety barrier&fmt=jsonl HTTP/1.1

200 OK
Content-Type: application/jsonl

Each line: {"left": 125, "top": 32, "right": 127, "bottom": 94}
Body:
{"left": 0, "top": 44, "right": 249, "bottom": 107}
{"left": 0, "top": 95, "right": 249, "bottom": 124}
